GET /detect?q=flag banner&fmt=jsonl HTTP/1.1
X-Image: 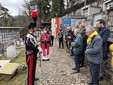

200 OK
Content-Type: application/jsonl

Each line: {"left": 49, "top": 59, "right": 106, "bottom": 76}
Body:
{"left": 51, "top": 18, "right": 56, "bottom": 37}
{"left": 56, "top": 18, "right": 60, "bottom": 38}
{"left": 51, "top": 18, "right": 61, "bottom": 38}
{"left": 61, "top": 17, "right": 71, "bottom": 28}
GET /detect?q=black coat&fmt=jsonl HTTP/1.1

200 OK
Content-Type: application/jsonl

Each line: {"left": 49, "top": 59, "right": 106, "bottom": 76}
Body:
{"left": 97, "top": 27, "right": 110, "bottom": 59}
{"left": 67, "top": 30, "right": 73, "bottom": 40}
{"left": 79, "top": 29, "right": 88, "bottom": 52}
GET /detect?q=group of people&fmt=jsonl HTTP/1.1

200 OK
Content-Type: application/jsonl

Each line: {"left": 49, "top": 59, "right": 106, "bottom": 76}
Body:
{"left": 25, "top": 19, "right": 110, "bottom": 85}
{"left": 64, "top": 19, "right": 110, "bottom": 85}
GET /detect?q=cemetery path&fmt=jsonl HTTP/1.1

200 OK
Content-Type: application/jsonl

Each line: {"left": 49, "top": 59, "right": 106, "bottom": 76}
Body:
{"left": 35, "top": 43, "right": 89, "bottom": 85}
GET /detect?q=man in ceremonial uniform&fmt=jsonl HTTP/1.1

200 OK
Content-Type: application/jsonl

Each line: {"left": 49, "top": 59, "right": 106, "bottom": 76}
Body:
{"left": 25, "top": 23, "right": 42, "bottom": 85}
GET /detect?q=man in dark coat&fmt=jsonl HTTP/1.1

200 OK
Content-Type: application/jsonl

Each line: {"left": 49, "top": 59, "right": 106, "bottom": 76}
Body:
{"left": 58, "top": 29, "right": 64, "bottom": 49}
{"left": 67, "top": 27, "right": 73, "bottom": 51}
{"left": 79, "top": 24, "right": 88, "bottom": 67}
{"left": 96, "top": 19, "right": 110, "bottom": 80}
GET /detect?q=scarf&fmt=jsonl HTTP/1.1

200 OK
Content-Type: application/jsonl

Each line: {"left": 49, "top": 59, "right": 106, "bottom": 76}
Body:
{"left": 87, "top": 31, "right": 98, "bottom": 45}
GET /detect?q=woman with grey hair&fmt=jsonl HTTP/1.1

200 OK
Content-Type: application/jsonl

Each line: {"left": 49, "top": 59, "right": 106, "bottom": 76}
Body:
{"left": 71, "top": 29, "right": 83, "bottom": 73}
{"left": 85, "top": 26, "right": 103, "bottom": 85}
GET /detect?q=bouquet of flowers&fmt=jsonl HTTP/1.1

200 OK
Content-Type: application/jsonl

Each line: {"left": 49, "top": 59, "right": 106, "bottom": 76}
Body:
{"left": 18, "top": 62, "right": 27, "bottom": 72}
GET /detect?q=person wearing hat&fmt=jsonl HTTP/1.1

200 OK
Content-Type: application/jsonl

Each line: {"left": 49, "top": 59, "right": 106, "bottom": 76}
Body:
{"left": 25, "top": 23, "right": 42, "bottom": 85}
{"left": 85, "top": 26, "right": 103, "bottom": 85}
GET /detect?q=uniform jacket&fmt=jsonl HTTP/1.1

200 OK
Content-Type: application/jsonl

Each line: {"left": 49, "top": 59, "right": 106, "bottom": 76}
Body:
{"left": 25, "top": 32, "right": 39, "bottom": 54}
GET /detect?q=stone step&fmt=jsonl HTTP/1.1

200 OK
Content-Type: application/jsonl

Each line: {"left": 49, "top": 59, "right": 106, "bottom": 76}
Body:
{"left": 0, "top": 63, "right": 19, "bottom": 75}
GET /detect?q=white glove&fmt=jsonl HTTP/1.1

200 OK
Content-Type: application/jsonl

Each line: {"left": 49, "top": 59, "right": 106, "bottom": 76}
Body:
{"left": 38, "top": 47, "right": 42, "bottom": 53}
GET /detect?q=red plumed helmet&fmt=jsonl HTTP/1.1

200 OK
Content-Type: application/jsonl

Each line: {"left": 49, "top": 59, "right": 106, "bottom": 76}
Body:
{"left": 31, "top": 10, "right": 38, "bottom": 18}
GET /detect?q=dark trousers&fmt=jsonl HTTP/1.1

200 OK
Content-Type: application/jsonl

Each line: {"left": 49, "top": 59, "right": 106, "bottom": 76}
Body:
{"left": 74, "top": 54, "right": 82, "bottom": 72}
{"left": 66, "top": 40, "right": 68, "bottom": 49}
{"left": 66, "top": 40, "right": 72, "bottom": 49}
{"left": 80, "top": 51, "right": 85, "bottom": 66}
{"left": 71, "top": 47, "right": 74, "bottom": 55}
{"left": 99, "top": 59, "right": 107, "bottom": 78}
{"left": 68, "top": 40, "right": 72, "bottom": 49}
{"left": 59, "top": 38, "right": 64, "bottom": 48}
{"left": 51, "top": 36, "right": 54, "bottom": 46}
{"left": 90, "top": 62, "right": 100, "bottom": 85}
{"left": 32, "top": 17, "right": 37, "bottom": 27}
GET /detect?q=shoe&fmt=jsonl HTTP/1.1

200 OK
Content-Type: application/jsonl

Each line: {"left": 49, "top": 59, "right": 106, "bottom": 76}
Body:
{"left": 42, "top": 59, "right": 48, "bottom": 61}
{"left": 99, "top": 77, "right": 103, "bottom": 81}
{"left": 80, "top": 64, "right": 84, "bottom": 67}
{"left": 72, "top": 68, "right": 76, "bottom": 70}
{"left": 58, "top": 47, "right": 61, "bottom": 49}
{"left": 71, "top": 71, "right": 80, "bottom": 74}
{"left": 46, "top": 59, "right": 50, "bottom": 61}
{"left": 34, "top": 77, "right": 39, "bottom": 81}
{"left": 42, "top": 59, "right": 50, "bottom": 61}
{"left": 87, "top": 80, "right": 93, "bottom": 85}
{"left": 70, "top": 54, "right": 74, "bottom": 56}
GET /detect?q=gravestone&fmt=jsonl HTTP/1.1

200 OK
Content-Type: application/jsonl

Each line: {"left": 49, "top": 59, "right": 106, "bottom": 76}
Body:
{"left": 17, "top": 41, "right": 20, "bottom": 45}
{"left": 7, "top": 45, "right": 16, "bottom": 58}
{"left": 0, "top": 43, "right": 4, "bottom": 55}
{"left": 21, "top": 42, "right": 24, "bottom": 46}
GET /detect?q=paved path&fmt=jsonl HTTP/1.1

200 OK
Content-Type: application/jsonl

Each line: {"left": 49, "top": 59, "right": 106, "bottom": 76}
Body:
{"left": 35, "top": 43, "right": 90, "bottom": 85}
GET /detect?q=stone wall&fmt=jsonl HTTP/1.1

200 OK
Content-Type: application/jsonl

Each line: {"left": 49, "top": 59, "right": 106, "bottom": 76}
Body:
{"left": 0, "top": 43, "right": 4, "bottom": 54}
